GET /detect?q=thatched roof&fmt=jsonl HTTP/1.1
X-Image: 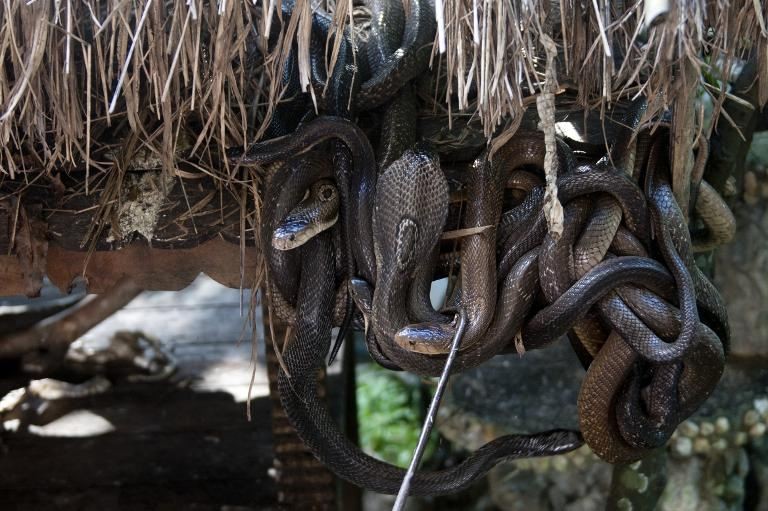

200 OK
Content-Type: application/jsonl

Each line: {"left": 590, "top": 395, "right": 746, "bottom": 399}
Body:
{"left": 1, "top": 1, "right": 263, "bottom": 177}
{"left": 1, "top": 1, "right": 765, "bottom": 174}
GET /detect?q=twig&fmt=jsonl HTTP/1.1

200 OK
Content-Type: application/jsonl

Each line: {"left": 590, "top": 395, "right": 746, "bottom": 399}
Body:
{"left": 440, "top": 224, "right": 493, "bottom": 240}
{"left": 435, "top": 0, "right": 447, "bottom": 53}
{"left": 109, "top": 0, "right": 154, "bottom": 114}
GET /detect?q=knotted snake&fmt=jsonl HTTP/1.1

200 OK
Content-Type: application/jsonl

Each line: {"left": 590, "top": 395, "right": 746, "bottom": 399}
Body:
{"left": 227, "top": 4, "right": 735, "bottom": 494}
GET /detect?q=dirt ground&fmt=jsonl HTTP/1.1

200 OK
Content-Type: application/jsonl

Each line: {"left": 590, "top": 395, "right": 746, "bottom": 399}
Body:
{"left": 0, "top": 276, "right": 279, "bottom": 510}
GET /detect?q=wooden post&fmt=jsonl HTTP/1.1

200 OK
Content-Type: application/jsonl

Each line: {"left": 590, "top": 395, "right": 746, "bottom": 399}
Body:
{"left": 261, "top": 294, "right": 337, "bottom": 510}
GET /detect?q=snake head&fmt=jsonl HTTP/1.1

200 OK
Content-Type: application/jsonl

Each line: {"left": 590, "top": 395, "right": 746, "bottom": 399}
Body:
{"left": 272, "top": 179, "right": 340, "bottom": 251}
{"left": 394, "top": 321, "right": 456, "bottom": 355}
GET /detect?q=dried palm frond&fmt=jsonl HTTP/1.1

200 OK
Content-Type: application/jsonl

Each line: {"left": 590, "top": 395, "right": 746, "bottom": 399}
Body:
{"left": 1, "top": 1, "right": 765, "bottom": 177}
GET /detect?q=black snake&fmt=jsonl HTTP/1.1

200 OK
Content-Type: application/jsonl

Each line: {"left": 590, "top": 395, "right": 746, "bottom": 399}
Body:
{"left": 227, "top": 1, "right": 735, "bottom": 496}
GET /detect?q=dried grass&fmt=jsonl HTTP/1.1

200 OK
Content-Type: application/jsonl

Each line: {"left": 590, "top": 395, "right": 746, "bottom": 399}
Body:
{"left": 0, "top": 1, "right": 265, "bottom": 179}
{"left": 0, "top": 1, "right": 765, "bottom": 175}
{"left": 437, "top": 0, "right": 767, "bottom": 138}
{"left": 0, "top": 1, "right": 766, "bottom": 257}
{"left": 0, "top": 1, "right": 270, "bottom": 291}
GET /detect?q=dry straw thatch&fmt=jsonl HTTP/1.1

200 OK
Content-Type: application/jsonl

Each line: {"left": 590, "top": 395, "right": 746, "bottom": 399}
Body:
{"left": 0, "top": 0, "right": 766, "bottom": 215}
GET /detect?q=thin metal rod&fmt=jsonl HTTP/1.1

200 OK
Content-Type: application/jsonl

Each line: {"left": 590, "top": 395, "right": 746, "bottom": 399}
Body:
{"left": 392, "top": 309, "right": 468, "bottom": 511}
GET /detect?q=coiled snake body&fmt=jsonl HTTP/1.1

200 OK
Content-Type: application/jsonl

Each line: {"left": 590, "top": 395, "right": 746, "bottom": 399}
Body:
{"left": 228, "top": 7, "right": 735, "bottom": 495}
{"left": 276, "top": 158, "right": 582, "bottom": 497}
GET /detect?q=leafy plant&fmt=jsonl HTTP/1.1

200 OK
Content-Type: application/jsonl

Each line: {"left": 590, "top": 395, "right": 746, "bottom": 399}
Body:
{"left": 356, "top": 364, "right": 438, "bottom": 468}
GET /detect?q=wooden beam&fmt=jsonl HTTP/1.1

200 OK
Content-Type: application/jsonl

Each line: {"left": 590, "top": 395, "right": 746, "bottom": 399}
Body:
{"left": 0, "top": 238, "right": 260, "bottom": 296}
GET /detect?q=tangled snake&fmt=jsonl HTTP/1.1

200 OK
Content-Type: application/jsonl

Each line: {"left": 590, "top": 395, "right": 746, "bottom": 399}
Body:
{"left": 227, "top": 0, "right": 736, "bottom": 496}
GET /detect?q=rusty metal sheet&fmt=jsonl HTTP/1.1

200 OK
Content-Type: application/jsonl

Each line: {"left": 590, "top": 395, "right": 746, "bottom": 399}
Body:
{"left": 0, "top": 238, "right": 261, "bottom": 296}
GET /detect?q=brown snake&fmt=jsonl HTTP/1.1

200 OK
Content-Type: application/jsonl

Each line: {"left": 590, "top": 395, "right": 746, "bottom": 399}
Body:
{"left": 274, "top": 150, "right": 583, "bottom": 496}
{"left": 235, "top": 89, "right": 734, "bottom": 492}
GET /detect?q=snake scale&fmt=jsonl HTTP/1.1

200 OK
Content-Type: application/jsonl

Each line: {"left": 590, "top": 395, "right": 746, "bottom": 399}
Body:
{"left": 227, "top": 0, "right": 736, "bottom": 497}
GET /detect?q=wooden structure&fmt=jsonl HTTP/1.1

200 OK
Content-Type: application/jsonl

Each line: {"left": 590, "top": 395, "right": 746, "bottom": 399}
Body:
{"left": 1, "top": 2, "right": 767, "bottom": 510}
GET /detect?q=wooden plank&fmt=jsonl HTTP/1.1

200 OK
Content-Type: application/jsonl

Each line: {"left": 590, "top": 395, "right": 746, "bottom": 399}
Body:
{"left": 0, "top": 238, "right": 261, "bottom": 296}
{"left": 261, "top": 296, "right": 337, "bottom": 510}
{"left": 2, "top": 171, "right": 247, "bottom": 252}
{"left": 46, "top": 239, "right": 260, "bottom": 292}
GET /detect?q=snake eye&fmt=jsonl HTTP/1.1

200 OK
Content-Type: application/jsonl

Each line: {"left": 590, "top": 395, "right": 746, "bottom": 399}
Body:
{"left": 318, "top": 184, "right": 336, "bottom": 201}
{"left": 395, "top": 218, "right": 418, "bottom": 270}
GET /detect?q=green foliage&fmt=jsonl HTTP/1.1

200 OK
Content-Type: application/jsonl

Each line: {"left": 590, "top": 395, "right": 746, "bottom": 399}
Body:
{"left": 356, "top": 363, "right": 437, "bottom": 468}
{"left": 747, "top": 132, "right": 768, "bottom": 167}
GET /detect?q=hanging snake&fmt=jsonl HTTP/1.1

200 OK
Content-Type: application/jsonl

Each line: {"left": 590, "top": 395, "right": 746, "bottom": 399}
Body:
{"left": 262, "top": 114, "right": 732, "bottom": 462}
{"left": 228, "top": 0, "right": 736, "bottom": 493}
{"left": 275, "top": 161, "right": 583, "bottom": 497}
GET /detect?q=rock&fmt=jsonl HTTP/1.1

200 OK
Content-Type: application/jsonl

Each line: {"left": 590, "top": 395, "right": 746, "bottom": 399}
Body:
{"left": 438, "top": 339, "right": 768, "bottom": 510}
{"left": 659, "top": 447, "right": 747, "bottom": 511}
{"left": 743, "top": 409, "right": 760, "bottom": 427}
{"left": 714, "top": 167, "right": 768, "bottom": 357}
{"left": 487, "top": 453, "right": 611, "bottom": 511}
{"left": 749, "top": 423, "right": 766, "bottom": 438}
{"left": 672, "top": 437, "right": 693, "bottom": 458}
{"left": 439, "top": 341, "right": 583, "bottom": 449}
{"left": 699, "top": 422, "right": 715, "bottom": 436}
{"left": 679, "top": 421, "right": 700, "bottom": 438}
{"left": 715, "top": 417, "right": 731, "bottom": 434}
{"left": 606, "top": 450, "right": 667, "bottom": 511}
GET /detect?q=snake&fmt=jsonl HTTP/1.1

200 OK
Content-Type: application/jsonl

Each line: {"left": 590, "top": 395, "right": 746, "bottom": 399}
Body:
{"left": 356, "top": 0, "right": 436, "bottom": 111}
{"left": 230, "top": 117, "right": 377, "bottom": 283}
{"left": 527, "top": 171, "right": 700, "bottom": 363}
{"left": 241, "top": 53, "right": 735, "bottom": 476}
{"left": 230, "top": 116, "right": 379, "bottom": 353}
{"left": 494, "top": 163, "right": 651, "bottom": 289}
{"left": 388, "top": 134, "right": 569, "bottom": 357}
{"left": 356, "top": 131, "right": 649, "bottom": 378}
{"left": 568, "top": 98, "right": 646, "bottom": 297}
{"left": 488, "top": 107, "right": 726, "bottom": 458}
{"left": 573, "top": 133, "right": 727, "bottom": 461}
{"left": 260, "top": 154, "right": 349, "bottom": 326}
{"left": 690, "top": 180, "right": 736, "bottom": 252}
{"left": 392, "top": 161, "right": 651, "bottom": 357}
{"left": 351, "top": 137, "right": 552, "bottom": 373}
{"left": 578, "top": 322, "right": 724, "bottom": 463}
{"left": 529, "top": 98, "right": 712, "bottom": 367}
{"left": 392, "top": 150, "right": 506, "bottom": 355}
{"left": 276, "top": 175, "right": 583, "bottom": 498}
{"left": 260, "top": 154, "right": 329, "bottom": 308}
{"left": 280, "top": 0, "right": 433, "bottom": 113}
